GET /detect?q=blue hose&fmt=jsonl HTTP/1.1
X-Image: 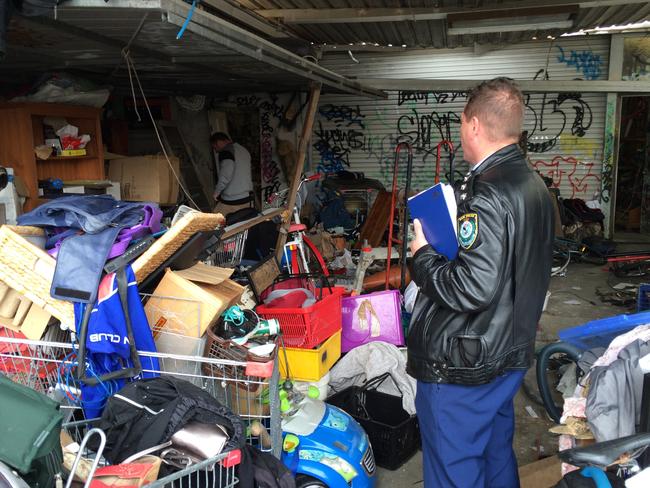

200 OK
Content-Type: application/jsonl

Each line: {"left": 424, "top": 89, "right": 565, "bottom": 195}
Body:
{"left": 176, "top": 0, "right": 197, "bottom": 40}
{"left": 580, "top": 466, "right": 612, "bottom": 488}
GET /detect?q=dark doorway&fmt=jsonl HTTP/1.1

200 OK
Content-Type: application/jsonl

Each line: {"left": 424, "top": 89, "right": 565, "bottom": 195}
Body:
{"left": 614, "top": 96, "right": 650, "bottom": 239}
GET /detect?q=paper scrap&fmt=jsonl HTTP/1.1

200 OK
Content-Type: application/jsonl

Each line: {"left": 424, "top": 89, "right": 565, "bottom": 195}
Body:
{"left": 525, "top": 405, "right": 539, "bottom": 418}
{"left": 612, "top": 282, "right": 635, "bottom": 290}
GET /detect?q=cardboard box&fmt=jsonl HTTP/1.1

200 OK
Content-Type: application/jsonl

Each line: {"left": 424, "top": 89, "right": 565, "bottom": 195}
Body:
{"left": 144, "top": 265, "right": 244, "bottom": 338}
{"left": 519, "top": 456, "right": 562, "bottom": 488}
{"left": 108, "top": 155, "right": 180, "bottom": 205}
{"left": 0, "top": 282, "right": 53, "bottom": 340}
{"left": 227, "top": 382, "right": 270, "bottom": 416}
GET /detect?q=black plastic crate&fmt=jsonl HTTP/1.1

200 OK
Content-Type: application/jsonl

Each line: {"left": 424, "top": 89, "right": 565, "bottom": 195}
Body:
{"left": 326, "top": 374, "right": 420, "bottom": 470}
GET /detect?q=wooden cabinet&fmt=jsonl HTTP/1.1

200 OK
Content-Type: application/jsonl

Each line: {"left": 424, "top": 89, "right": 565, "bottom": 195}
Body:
{"left": 0, "top": 102, "right": 104, "bottom": 211}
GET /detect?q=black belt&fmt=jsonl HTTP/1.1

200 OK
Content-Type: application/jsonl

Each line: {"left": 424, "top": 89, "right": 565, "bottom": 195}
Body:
{"left": 219, "top": 194, "right": 252, "bottom": 205}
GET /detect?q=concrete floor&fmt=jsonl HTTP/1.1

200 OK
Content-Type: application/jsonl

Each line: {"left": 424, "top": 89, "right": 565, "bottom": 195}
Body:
{"left": 374, "top": 257, "right": 648, "bottom": 487}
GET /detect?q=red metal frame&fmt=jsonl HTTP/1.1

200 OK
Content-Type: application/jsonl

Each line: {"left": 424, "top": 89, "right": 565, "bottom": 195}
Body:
{"left": 385, "top": 142, "right": 413, "bottom": 290}
{"left": 435, "top": 140, "right": 455, "bottom": 184}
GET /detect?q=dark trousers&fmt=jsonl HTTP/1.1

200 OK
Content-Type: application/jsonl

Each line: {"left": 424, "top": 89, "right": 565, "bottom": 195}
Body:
{"left": 416, "top": 370, "right": 525, "bottom": 488}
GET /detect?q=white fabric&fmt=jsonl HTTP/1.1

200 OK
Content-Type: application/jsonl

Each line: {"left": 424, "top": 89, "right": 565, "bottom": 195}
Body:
{"left": 403, "top": 280, "right": 419, "bottom": 314}
{"left": 328, "top": 342, "right": 417, "bottom": 415}
{"left": 591, "top": 324, "right": 650, "bottom": 369}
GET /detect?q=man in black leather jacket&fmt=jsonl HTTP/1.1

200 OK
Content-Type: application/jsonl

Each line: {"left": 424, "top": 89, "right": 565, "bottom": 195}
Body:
{"left": 408, "top": 78, "right": 554, "bottom": 488}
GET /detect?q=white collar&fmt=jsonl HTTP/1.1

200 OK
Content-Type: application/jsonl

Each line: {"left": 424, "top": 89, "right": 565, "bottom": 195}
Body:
{"left": 471, "top": 154, "right": 490, "bottom": 173}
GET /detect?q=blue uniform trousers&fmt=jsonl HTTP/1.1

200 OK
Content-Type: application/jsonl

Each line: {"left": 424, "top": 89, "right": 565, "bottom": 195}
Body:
{"left": 416, "top": 370, "right": 525, "bottom": 488}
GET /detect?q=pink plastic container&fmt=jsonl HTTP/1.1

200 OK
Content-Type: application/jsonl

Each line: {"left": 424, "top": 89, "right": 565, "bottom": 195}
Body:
{"left": 341, "top": 289, "right": 403, "bottom": 352}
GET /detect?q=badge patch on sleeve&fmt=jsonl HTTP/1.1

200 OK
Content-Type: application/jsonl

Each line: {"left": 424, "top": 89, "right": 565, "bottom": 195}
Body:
{"left": 458, "top": 213, "right": 479, "bottom": 250}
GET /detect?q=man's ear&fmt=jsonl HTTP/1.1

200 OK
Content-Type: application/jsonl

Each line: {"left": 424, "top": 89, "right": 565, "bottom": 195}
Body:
{"left": 471, "top": 115, "right": 481, "bottom": 136}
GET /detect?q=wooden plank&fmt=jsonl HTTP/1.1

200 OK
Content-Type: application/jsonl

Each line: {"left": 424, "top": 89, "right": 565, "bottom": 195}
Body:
{"left": 201, "top": 0, "right": 292, "bottom": 39}
{"left": 221, "top": 208, "right": 285, "bottom": 239}
{"left": 274, "top": 83, "right": 322, "bottom": 262}
{"left": 355, "top": 190, "right": 392, "bottom": 249}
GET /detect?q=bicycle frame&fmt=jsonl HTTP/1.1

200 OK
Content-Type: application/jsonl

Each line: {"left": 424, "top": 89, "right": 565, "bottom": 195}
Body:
{"left": 273, "top": 174, "right": 329, "bottom": 277}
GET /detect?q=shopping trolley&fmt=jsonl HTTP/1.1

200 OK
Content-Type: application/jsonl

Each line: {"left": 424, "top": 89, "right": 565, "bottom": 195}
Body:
{"left": 0, "top": 328, "right": 281, "bottom": 487}
{"left": 207, "top": 228, "right": 249, "bottom": 268}
{"left": 170, "top": 204, "right": 249, "bottom": 269}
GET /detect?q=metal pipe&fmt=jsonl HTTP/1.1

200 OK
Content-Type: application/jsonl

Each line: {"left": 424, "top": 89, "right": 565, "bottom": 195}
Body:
{"left": 386, "top": 142, "right": 413, "bottom": 291}
{"left": 435, "top": 140, "right": 455, "bottom": 184}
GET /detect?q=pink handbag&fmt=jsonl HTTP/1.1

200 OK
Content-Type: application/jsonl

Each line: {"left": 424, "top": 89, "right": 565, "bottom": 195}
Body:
{"left": 341, "top": 290, "right": 403, "bottom": 352}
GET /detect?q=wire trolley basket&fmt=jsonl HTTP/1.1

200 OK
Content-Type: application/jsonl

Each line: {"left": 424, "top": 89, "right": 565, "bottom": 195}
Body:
{"left": 0, "top": 328, "right": 281, "bottom": 487}
{"left": 207, "top": 229, "right": 249, "bottom": 268}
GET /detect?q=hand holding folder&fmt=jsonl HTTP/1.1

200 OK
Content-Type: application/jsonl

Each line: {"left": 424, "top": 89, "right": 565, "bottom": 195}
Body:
{"left": 407, "top": 183, "right": 459, "bottom": 260}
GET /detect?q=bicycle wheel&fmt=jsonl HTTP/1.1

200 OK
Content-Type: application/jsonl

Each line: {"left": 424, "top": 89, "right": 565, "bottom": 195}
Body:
{"left": 535, "top": 341, "right": 583, "bottom": 423}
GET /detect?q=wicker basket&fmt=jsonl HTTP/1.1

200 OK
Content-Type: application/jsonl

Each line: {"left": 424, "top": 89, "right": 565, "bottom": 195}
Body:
{"left": 0, "top": 226, "right": 74, "bottom": 330}
{"left": 202, "top": 318, "right": 277, "bottom": 381}
{"left": 132, "top": 211, "right": 225, "bottom": 283}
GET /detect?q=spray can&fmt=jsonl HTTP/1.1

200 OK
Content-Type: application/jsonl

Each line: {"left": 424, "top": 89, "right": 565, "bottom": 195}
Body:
{"left": 232, "top": 318, "right": 280, "bottom": 345}
{"left": 252, "top": 318, "right": 280, "bottom": 337}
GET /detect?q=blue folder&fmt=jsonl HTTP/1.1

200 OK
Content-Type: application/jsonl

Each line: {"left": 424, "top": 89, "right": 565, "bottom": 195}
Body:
{"left": 407, "top": 183, "right": 458, "bottom": 260}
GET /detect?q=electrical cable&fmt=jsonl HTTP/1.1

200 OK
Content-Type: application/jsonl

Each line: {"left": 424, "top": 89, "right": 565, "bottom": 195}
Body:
{"left": 176, "top": 0, "right": 198, "bottom": 40}
{"left": 122, "top": 51, "right": 200, "bottom": 209}
{"left": 57, "top": 349, "right": 118, "bottom": 409}
{"left": 125, "top": 51, "right": 142, "bottom": 123}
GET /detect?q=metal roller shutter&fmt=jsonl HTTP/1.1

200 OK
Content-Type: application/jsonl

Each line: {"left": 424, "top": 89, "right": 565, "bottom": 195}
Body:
{"left": 312, "top": 37, "right": 609, "bottom": 200}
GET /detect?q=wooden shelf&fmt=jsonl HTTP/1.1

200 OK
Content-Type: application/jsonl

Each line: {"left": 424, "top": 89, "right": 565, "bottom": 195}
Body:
{"left": 0, "top": 102, "right": 104, "bottom": 211}
{"left": 42, "top": 155, "right": 95, "bottom": 161}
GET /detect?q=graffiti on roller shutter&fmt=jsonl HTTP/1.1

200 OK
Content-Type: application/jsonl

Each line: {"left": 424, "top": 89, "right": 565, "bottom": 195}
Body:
{"left": 313, "top": 79, "right": 598, "bottom": 190}
{"left": 525, "top": 69, "right": 594, "bottom": 153}
{"left": 319, "top": 104, "right": 365, "bottom": 128}
{"left": 236, "top": 94, "right": 286, "bottom": 202}
{"left": 532, "top": 155, "right": 601, "bottom": 199}
{"left": 556, "top": 46, "right": 604, "bottom": 80}
{"left": 396, "top": 109, "right": 461, "bottom": 149}
{"left": 314, "top": 104, "right": 369, "bottom": 173}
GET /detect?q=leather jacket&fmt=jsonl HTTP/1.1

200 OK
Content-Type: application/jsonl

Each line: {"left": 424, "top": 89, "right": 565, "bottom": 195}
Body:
{"left": 407, "top": 144, "right": 554, "bottom": 385}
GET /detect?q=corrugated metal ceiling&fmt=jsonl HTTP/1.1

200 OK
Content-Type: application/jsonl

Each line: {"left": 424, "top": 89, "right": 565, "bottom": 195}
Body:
{"left": 0, "top": 0, "right": 384, "bottom": 97}
{"left": 236, "top": 0, "right": 650, "bottom": 49}
{"left": 2, "top": 0, "right": 648, "bottom": 98}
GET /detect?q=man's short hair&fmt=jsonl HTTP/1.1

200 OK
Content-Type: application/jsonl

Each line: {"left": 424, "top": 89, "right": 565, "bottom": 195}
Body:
{"left": 210, "top": 132, "right": 231, "bottom": 145}
{"left": 464, "top": 77, "right": 525, "bottom": 143}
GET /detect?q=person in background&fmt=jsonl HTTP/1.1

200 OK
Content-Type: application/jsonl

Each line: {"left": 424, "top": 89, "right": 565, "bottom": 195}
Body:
{"left": 210, "top": 132, "right": 254, "bottom": 216}
{"left": 407, "top": 78, "right": 554, "bottom": 488}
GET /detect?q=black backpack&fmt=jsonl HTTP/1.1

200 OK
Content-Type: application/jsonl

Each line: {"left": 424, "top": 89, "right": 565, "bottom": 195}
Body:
{"left": 94, "top": 376, "right": 246, "bottom": 464}
{"left": 238, "top": 445, "right": 295, "bottom": 488}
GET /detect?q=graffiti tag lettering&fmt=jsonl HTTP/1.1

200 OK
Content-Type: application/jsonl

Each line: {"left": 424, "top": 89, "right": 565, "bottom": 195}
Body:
{"left": 533, "top": 155, "right": 601, "bottom": 198}
{"left": 319, "top": 104, "right": 365, "bottom": 128}
{"left": 397, "top": 91, "right": 466, "bottom": 106}
{"left": 556, "top": 46, "right": 603, "bottom": 80}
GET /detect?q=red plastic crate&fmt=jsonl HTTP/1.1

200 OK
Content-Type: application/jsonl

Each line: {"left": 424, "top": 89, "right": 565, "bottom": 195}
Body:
{"left": 256, "top": 286, "right": 345, "bottom": 348}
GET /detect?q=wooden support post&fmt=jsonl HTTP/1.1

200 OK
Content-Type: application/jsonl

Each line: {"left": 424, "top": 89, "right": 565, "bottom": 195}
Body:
{"left": 275, "top": 82, "right": 322, "bottom": 261}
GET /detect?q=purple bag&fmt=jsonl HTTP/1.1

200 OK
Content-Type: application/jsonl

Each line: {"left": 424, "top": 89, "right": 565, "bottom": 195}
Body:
{"left": 48, "top": 203, "right": 162, "bottom": 259}
{"left": 341, "top": 289, "right": 403, "bottom": 352}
